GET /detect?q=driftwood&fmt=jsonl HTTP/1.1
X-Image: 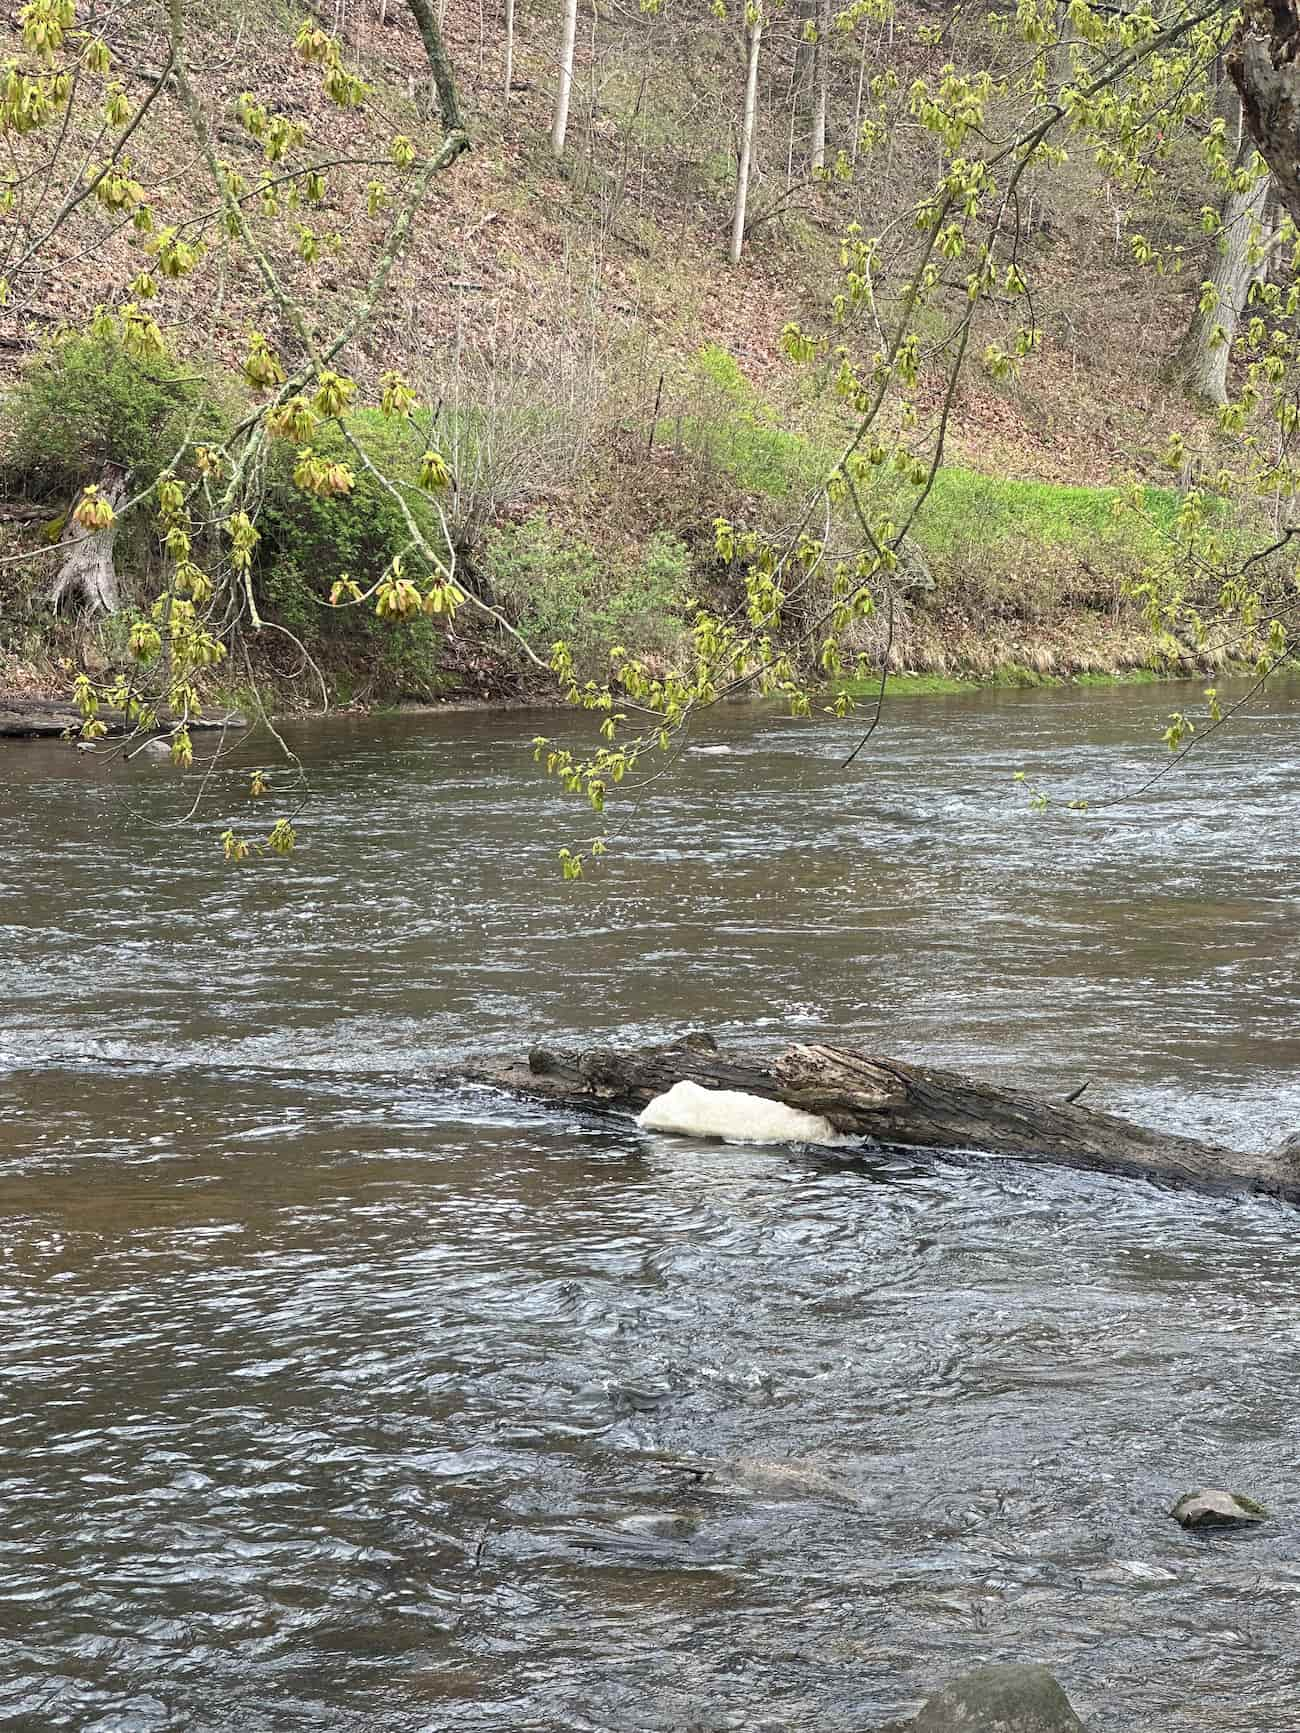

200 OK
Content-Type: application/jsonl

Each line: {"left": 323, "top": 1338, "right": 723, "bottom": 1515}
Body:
{"left": 466, "top": 1034, "right": 1300, "bottom": 1206}
{"left": 0, "top": 696, "right": 247, "bottom": 739}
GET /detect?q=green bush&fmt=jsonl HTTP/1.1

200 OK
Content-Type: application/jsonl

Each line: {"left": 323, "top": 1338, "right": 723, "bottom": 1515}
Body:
{"left": 254, "top": 409, "right": 450, "bottom": 643}
{"left": 0, "top": 331, "right": 232, "bottom": 502}
{"left": 485, "top": 516, "right": 689, "bottom": 673}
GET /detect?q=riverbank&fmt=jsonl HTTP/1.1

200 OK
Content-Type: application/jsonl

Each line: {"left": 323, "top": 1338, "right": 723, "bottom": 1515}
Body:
{"left": 0, "top": 460, "right": 1241, "bottom": 724}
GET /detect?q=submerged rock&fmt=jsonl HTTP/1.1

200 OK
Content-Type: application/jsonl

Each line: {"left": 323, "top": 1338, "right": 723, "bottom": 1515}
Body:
{"left": 654, "top": 1453, "right": 865, "bottom": 1506}
{"left": 898, "top": 1664, "right": 1087, "bottom": 1732}
{"left": 1170, "top": 1488, "right": 1268, "bottom": 1529}
{"left": 134, "top": 737, "right": 175, "bottom": 760}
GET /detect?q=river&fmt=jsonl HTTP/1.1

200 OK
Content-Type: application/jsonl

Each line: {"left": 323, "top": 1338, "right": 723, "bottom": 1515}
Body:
{"left": 2, "top": 681, "right": 1299, "bottom": 1731}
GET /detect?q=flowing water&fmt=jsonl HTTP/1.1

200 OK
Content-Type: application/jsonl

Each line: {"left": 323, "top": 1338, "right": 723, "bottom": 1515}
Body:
{"left": 3, "top": 681, "right": 1300, "bottom": 1732}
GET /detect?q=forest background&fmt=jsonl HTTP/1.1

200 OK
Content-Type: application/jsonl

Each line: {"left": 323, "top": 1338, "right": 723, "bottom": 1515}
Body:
{"left": 0, "top": 0, "right": 1291, "bottom": 761}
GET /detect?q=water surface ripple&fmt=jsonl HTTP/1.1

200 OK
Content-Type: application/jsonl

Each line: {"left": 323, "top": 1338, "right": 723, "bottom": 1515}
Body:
{"left": 2, "top": 685, "right": 1300, "bottom": 1730}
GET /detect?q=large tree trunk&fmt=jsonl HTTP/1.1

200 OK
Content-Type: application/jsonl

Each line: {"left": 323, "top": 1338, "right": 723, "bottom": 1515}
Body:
{"left": 1166, "top": 100, "right": 1271, "bottom": 406}
{"left": 404, "top": 0, "right": 465, "bottom": 133}
{"left": 730, "top": 16, "right": 763, "bottom": 264}
{"left": 49, "top": 467, "right": 127, "bottom": 615}
{"left": 551, "top": 0, "right": 578, "bottom": 158}
{"left": 465, "top": 1035, "right": 1300, "bottom": 1206}
{"left": 1231, "top": 0, "right": 1300, "bottom": 227}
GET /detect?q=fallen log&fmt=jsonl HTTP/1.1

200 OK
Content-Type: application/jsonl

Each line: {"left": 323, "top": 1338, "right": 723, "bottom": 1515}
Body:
{"left": 465, "top": 1033, "right": 1300, "bottom": 1206}
{"left": 0, "top": 695, "right": 247, "bottom": 739}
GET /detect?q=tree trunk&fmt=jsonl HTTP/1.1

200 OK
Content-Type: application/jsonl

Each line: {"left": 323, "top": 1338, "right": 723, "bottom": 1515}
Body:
{"left": 551, "top": 0, "right": 578, "bottom": 158}
{"left": 1231, "top": 0, "right": 1300, "bottom": 228}
{"left": 1048, "top": 0, "right": 1074, "bottom": 96}
{"left": 730, "top": 14, "right": 763, "bottom": 265}
{"left": 810, "top": 0, "right": 828, "bottom": 173}
{"left": 503, "top": 0, "right": 514, "bottom": 106}
{"left": 50, "top": 468, "right": 127, "bottom": 615}
{"left": 1166, "top": 105, "right": 1271, "bottom": 406}
{"left": 792, "top": 0, "right": 815, "bottom": 99}
{"left": 404, "top": 0, "right": 464, "bottom": 133}
{"left": 463, "top": 1035, "right": 1300, "bottom": 1207}
{"left": 850, "top": 24, "right": 867, "bottom": 166}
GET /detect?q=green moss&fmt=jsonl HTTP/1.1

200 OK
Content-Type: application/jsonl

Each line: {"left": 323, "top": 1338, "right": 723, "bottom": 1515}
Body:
{"left": 1072, "top": 668, "right": 1163, "bottom": 685}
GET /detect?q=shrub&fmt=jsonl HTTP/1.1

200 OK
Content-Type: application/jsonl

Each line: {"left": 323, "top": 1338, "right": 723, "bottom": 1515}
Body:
{"left": 485, "top": 516, "right": 689, "bottom": 674}
{"left": 0, "top": 331, "right": 232, "bottom": 503}
{"left": 254, "top": 409, "right": 450, "bottom": 644}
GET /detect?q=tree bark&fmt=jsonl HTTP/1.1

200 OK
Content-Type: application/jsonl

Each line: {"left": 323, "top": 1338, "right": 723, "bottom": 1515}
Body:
{"left": 503, "top": 0, "right": 515, "bottom": 106}
{"left": 1166, "top": 103, "right": 1271, "bottom": 406}
{"left": 463, "top": 1035, "right": 1300, "bottom": 1206}
{"left": 1231, "top": 0, "right": 1300, "bottom": 228}
{"left": 49, "top": 468, "right": 127, "bottom": 615}
{"left": 404, "top": 0, "right": 464, "bottom": 133}
{"left": 551, "top": 0, "right": 579, "bottom": 158}
{"left": 730, "top": 14, "right": 763, "bottom": 264}
{"left": 810, "top": 0, "right": 828, "bottom": 173}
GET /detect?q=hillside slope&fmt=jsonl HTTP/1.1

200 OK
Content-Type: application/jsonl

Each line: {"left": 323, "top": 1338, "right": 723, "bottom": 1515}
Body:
{"left": 0, "top": 0, "right": 1255, "bottom": 702}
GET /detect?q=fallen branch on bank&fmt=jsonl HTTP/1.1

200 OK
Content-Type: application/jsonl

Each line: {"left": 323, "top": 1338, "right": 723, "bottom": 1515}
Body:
{"left": 0, "top": 696, "right": 246, "bottom": 739}
{"left": 464, "top": 1033, "right": 1300, "bottom": 1206}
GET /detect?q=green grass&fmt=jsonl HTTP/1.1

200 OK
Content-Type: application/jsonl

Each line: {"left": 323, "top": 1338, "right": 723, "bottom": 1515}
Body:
{"left": 680, "top": 344, "right": 834, "bottom": 498}
{"left": 828, "top": 665, "right": 1181, "bottom": 699}
{"left": 910, "top": 467, "right": 1183, "bottom": 561}
{"left": 680, "top": 348, "right": 1185, "bottom": 567}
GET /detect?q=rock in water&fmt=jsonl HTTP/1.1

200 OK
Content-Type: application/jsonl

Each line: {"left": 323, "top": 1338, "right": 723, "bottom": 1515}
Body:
{"left": 1170, "top": 1488, "right": 1268, "bottom": 1529}
{"left": 655, "top": 1454, "right": 863, "bottom": 1506}
{"left": 903, "top": 1665, "right": 1087, "bottom": 1732}
{"left": 636, "top": 1079, "right": 842, "bottom": 1146}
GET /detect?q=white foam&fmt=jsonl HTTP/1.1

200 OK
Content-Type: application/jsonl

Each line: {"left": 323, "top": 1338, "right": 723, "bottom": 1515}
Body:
{"left": 635, "top": 1079, "right": 843, "bottom": 1146}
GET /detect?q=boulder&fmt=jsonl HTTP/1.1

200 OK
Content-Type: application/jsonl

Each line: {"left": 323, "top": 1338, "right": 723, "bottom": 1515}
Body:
{"left": 1170, "top": 1488, "right": 1268, "bottom": 1529}
{"left": 900, "top": 1664, "right": 1087, "bottom": 1732}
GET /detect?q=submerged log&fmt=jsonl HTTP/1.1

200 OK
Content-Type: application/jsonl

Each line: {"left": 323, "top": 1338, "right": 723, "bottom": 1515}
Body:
{"left": 0, "top": 696, "right": 247, "bottom": 739}
{"left": 467, "top": 1034, "right": 1300, "bottom": 1206}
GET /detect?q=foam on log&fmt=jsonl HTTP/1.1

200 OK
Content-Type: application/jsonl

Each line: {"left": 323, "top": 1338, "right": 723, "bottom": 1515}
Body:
{"left": 464, "top": 1034, "right": 1300, "bottom": 1206}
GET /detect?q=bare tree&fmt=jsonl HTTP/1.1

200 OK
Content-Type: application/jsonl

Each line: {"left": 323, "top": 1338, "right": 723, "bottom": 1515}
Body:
{"left": 810, "top": 0, "right": 829, "bottom": 173}
{"left": 730, "top": 9, "right": 764, "bottom": 264}
{"left": 552, "top": 0, "right": 579, "bottom": 157}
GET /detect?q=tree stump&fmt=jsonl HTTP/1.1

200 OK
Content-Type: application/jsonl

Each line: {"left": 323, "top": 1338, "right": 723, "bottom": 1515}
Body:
{"left": 49, "top": 465, "right": 129, "bottom": 615}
